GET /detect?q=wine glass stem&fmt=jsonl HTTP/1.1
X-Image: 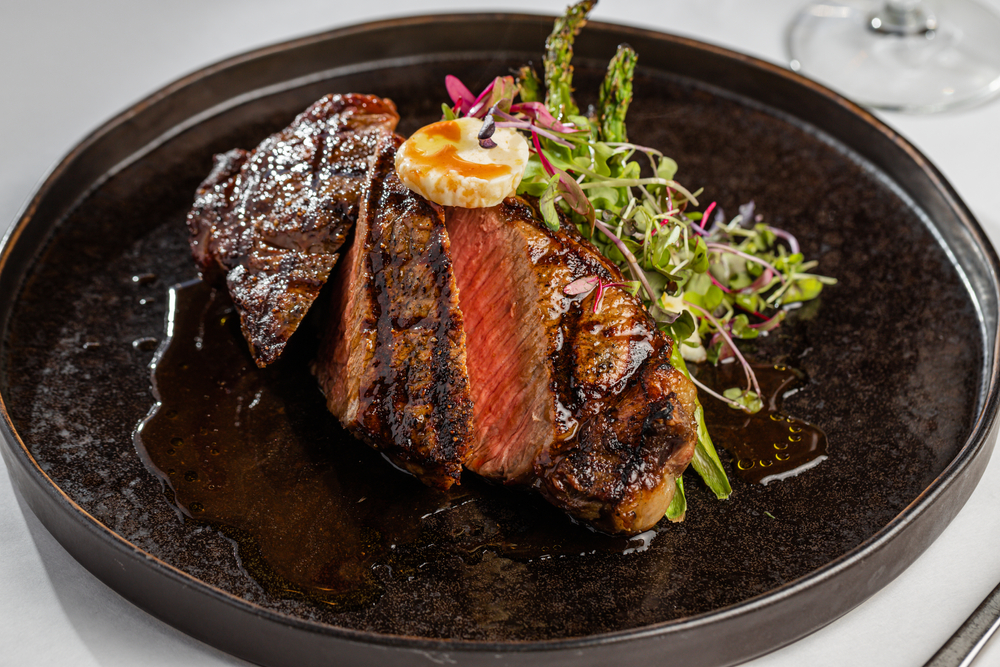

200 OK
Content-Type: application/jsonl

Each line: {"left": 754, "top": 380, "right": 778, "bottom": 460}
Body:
{"left": 873, "top": 0, "right": 937, "bottom": 34}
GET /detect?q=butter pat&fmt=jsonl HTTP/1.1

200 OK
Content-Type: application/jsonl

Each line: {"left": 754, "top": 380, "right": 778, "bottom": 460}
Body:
{"left": 395, "top": 117, "right": 529, "bottom": 208}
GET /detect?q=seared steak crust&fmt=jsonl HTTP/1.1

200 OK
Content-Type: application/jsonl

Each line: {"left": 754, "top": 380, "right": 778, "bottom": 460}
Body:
{"left": 187, "top": 93, "right": 400, "bottom": 366}
{"left": 315, "top": 134, "right": 475, "bottom": 490}
{"left": 447, "top": 197, "right": 697, "bottom": 534}
{"left": 538, "top": 346, "right": 698, "bottom": 534}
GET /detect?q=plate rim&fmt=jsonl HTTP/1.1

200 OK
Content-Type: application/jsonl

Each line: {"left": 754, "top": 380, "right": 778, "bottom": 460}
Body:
{"left": 2, "top": 11, "right": 999, "bottom": 666}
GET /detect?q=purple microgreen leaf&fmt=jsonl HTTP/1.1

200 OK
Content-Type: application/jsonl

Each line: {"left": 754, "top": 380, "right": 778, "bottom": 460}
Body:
{"left": 749, "top": 310, "right": 785, "bottom": 333}
{"left": 738, "top": 200, "right": 755, "bottom": 227}
{"left": 510, "top": 101, "right": 579, "bottom": 133}
{"left": 468, "top": 76, "right": 517, "bottom": 118}
{"left": 486, "top": 76, "right": 518, "bottom": 114}
{"left": 466, "top": 79, "right": 496, "bottom": 118}
{"left": 478, "top": 114, "right": 497, "bottom": 149}
{"left": 564, "top": 275, "right": 599, "bottom": 296}
{"left": 445, "top": 75, "right": 475, "bottom": 115}
{"left": 745, "top": 268, "right": 776, "bottom": 293}
{"left": 766, "top": 225, "right": 801, "bottom": 254}
{"left": 555, "top": 169, "right": 596, "bottom": 232}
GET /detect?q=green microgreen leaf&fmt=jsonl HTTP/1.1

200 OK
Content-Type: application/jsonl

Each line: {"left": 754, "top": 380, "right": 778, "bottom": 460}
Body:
{"left": 671, "top": 344, "right": 731, "bottom": 500}
{"left": 666, "top": 475, "right": 687, "bottom": 522}
{"left": 722, "top": 387, "right": 763, "bottom": 413}
{"left": 539, "top": 174, "right": 562, "bottom": 231}
{"left": 657, "top": 156, "right": 678, "bottom": 182}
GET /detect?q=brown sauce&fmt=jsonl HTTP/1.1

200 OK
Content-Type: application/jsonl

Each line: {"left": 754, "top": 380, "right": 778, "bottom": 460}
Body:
{"left": 694, "top": 362, "right": 828, "bottom": 484}
{"left": 134, "top": 281, "right": 826, "bottom": 606}
{"left": 134, "top": 280, "right": 644, "bottom": 606}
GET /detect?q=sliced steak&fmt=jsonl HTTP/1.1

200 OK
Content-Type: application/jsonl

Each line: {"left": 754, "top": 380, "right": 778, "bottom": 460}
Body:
{"left": 187, "top": 93, "right": 400, "bottom": 366}
{"left": 446, "top": 197, "right": 697, "bottom": 534}
{"left": 314, "top": 134, "right": 475, "bottom": 490}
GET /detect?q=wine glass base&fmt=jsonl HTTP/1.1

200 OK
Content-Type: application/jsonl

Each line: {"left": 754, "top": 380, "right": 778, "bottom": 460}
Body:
{"left": 787, "top": 0, "right": 1000, "bottom": 112}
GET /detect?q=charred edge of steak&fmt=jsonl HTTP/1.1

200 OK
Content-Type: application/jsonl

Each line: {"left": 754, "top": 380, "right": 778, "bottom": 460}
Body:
{"left": 537, "top": 343, "right": 699, "bottom": 535}
{"left": 319, "top": 133, "right": 475, "bottom": 490}
{"left": 186, "top": 93, "right": 399, "bottom": 367}
{"left": 226, "top": 247, "right": 339, "bottom": 366}
{"left": 187, "top": 148, "right": 248, "bottom": 280}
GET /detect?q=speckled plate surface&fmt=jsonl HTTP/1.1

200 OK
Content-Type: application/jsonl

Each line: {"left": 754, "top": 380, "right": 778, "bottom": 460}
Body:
{"left": 1, "top": 14, "right": 998, "bottom": 667}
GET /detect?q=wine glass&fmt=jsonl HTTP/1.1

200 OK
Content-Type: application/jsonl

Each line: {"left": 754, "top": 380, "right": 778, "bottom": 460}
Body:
{"left": 787, "top": 0, "right": 1000, "bottom": 112}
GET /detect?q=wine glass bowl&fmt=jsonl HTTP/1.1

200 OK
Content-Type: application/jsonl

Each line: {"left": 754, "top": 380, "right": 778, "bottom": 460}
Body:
{"left": 787, "top": 0, "right": 1000, "bottom": 112}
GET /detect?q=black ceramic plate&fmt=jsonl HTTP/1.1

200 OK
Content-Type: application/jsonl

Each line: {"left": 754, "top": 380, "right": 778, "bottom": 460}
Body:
{"left": 2, "top": 13, "right": 999, "bottom": 667}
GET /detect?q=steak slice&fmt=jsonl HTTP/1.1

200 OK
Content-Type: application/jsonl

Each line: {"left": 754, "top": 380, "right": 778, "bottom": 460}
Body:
{"left": 187, "top": 93, "right": 400, "bottom": 366}
{"left": 446, "top": 197, "right": 697, "bottom": 534}
{"left": 314, "top": 134, "right": 475, "bottom": 490}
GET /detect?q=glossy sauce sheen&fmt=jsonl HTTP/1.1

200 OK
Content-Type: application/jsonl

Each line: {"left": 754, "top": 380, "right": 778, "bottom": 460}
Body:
{"left": 135, "top": 281, "right": 648, "bottom": 604}
{"left": 695, "top": 362, "right": 828, "bottom": 484}
{"left": 408, "top": 120, "right": 512, "bottom": 179}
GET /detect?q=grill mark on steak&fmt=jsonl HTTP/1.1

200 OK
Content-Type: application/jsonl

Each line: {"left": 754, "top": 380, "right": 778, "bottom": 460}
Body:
{"left": 314, "top": 134, "right": 474, "bottom": 490}
{"left": 186, "top": 93, "right": 399, "bottom": 366}
{"left": 447, "top": 197, "right": 697, "bottom": 534}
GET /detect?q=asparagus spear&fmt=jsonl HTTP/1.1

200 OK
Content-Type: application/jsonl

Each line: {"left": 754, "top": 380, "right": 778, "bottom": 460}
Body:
{"left": 544, "top": 0, "right": 596, "bottom": 119}
{"left": 516, "top": 64, "right": 542, "bottom": 104}
{"left": 597, "top": 44, "right": 637, "bottom": 143}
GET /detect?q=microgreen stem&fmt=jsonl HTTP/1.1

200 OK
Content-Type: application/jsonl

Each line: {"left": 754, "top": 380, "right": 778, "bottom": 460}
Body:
{"left": 700, "top": 201, "right": 717, "bottom": 230}
{"left": 708, "top": 273, "right": 732, "bottom": 293}
{"left": 689, "top": 374, "right": 747, "bottom": 411}
{"left": 531, "top": 132, "right": 557, "bottom": 176}
{"left": 765, "top": 226, "right": 800, "bottom": 254}
{"left": 682, "top": 299, "right": 762, "bottom": 403}
{"left": 496, "top": 121, "right": 574, "bottom": 147}
{"left": 595, "top": 220, "right": 657, "bottom": 302}
{"left": 706, "top": 243, "right": 787, "bottom": 284}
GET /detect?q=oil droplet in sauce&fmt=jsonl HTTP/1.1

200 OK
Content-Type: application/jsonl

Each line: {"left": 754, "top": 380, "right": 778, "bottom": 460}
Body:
{"left": 134, "top": 280, "right": 643, "bottom": 608}
{"left": 694, "top": 362, "right": 827, "bottom": 485}
{"left": 132, "top": 336, "right": 159, "bottom": 351}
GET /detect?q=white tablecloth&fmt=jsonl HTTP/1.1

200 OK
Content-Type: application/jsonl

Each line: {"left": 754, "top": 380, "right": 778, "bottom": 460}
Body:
{"left": 3, "top": 1, "right": 1000, "bottom": 665}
